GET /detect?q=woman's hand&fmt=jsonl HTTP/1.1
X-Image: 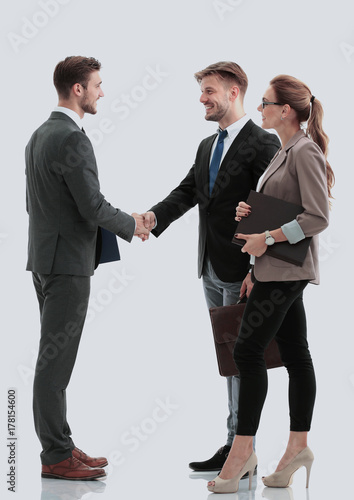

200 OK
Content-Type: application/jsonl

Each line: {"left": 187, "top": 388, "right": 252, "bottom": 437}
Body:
{"left": 235, "top": 201, "right": 251, "bottom": 222}
{"left": 235, "top": 232, "right": 267, "bottom": 257}
{"left": 240, "top": 272, "right": 254, "bottom": 298}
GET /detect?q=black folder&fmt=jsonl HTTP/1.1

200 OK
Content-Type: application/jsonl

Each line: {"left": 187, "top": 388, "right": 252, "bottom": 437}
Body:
{"left": 232, "top": 190, "right": 311, "bottom": 266}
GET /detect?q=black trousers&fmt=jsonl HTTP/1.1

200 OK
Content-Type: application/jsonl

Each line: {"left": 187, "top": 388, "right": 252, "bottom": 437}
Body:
{"left": 32, "top": 273, "right": 90, "bottom": 465}
{"left": 234, "top": 279, "right": 316, "bottom": 436}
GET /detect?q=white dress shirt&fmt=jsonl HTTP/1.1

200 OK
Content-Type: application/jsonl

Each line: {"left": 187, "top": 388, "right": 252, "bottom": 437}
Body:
{"left": 210, "top": 114, "right": 249, "bottom": 166}
{"left": 248, "top": 146, "right": 305, "bottom": 267}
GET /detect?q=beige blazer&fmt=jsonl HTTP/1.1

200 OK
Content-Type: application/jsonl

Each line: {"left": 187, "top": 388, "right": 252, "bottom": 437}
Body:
{"left": 254, "top": 130, "right": 329, "bottom": 284}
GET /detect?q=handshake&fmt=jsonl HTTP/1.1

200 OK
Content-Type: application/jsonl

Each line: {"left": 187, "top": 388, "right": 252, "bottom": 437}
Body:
{"left": 131, "top": 212, "right": 156, "bottom": 242}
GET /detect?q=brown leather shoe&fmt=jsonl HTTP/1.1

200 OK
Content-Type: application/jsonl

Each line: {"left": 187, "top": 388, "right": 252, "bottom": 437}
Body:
{"left": 41, "top": 456, "right": 106, "bottom": 480}
{"left": 72, "top": 447, "right": 108, "bottom": 468}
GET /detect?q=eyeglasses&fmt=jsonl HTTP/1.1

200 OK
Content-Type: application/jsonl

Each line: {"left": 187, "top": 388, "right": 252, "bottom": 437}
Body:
{"left": 261, "top": 100, "right": 283, "bottom": 109}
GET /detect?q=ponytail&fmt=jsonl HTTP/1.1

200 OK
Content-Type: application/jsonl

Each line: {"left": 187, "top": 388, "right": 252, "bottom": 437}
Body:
{"left": 307, "top": 98, "right": 335, "bottom": 201}
{"left": 270, "top": 75, "right": 335, "bottom": 202}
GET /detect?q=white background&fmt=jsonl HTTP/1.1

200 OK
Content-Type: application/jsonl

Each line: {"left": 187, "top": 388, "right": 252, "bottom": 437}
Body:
{"left": 1, "top": 0, "right": 353, "bottom": 499}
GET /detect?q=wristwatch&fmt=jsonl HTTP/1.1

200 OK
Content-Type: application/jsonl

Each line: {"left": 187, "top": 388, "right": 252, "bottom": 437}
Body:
{"left": 265, "top": 230, "right": 275, "bottom": 246}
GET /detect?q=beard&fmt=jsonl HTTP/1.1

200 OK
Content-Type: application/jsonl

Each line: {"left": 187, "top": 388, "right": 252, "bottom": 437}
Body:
{"left": 80, "top": 92, "right": 97, "bottom": 115}
{"left": 205, "top": 97, "right": 229, "bottom": 122}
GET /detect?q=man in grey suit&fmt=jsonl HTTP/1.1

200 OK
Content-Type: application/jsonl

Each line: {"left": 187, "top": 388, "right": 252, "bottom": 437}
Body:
{"left": 25, "top": 56, "right": 149, "bottom": 480}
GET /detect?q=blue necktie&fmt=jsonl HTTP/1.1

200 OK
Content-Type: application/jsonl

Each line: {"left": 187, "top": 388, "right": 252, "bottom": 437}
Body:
{"left": 209, "top": 129, "right": 228, "bottom": 195}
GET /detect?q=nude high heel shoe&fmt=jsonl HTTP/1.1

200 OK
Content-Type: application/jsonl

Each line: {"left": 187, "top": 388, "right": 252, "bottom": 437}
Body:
{"left": 207, "top": 451, "right": 257, "bottom": 494}
{"left": 262, "top": 447, "right": 314, "bottom": 488}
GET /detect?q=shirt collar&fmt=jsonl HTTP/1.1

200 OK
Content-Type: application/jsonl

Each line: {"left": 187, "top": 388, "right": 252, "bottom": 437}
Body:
{"left": 218, "top": 114, "right": 249, "bottom": 139}
{"left": 53, "top": 106, "right": 82, "bottom": 129}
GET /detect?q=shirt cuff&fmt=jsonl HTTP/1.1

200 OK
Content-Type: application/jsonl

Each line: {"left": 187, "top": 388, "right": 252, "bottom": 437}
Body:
{"left": 281, "top": 219, "right": 306, "bottom": 244}
{"left": 153, "top": 215, "right": 157, "bottom": 230}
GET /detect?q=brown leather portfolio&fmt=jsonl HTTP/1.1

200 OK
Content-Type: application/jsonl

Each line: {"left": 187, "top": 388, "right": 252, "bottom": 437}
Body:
{"left": 232, "top": 190, "right": 311, "bottom": 266}
{"left": 209, "top": 299, "right": 283, "bottom": 377}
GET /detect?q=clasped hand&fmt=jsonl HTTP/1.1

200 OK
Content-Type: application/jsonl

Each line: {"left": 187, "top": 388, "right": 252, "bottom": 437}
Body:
{"left": 235, "top": 201, "right": 267, "bottom": 257}
{"left": 131, "top": 212, "right": 156, "bottom": 242}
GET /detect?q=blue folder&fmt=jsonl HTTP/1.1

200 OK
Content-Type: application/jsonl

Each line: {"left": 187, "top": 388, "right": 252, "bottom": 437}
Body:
{"left": 98, "top": 227, "right": 120, "bottom": 264}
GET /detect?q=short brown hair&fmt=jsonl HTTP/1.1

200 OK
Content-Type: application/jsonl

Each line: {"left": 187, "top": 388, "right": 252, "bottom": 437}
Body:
{"left": 194, "top": 61, "right": 248, "bottom": 97}
{"left": 53, "top": 56, "right": 101, "bottom": 99}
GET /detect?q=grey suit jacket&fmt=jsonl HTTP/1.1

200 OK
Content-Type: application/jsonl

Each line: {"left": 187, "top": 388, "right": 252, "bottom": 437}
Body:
{"left": 254, "top": 130, "right": 330, "bottom": 285}
{"left": 25, "top": 112, "right": 135, "bottom": 276}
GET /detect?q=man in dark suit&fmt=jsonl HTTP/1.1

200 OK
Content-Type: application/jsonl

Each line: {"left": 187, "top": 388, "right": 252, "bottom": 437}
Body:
{"left": 25, "top": 56, "right": 149, "bottom": 480}
{"left": 142, "top": 62, "right": 280, "bottom": 471}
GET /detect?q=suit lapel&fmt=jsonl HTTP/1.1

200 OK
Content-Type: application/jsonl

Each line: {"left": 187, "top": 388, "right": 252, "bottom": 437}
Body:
{"left": 200, "top": 119, "right": 260, "bottom": 199}
{"left": 219, "top": 119, "right": 254, "bottom": 171}
{"left": 258, "top": 148, "right": 286, "bottom": 192}
{"left": 258, "top": 129, "right": 306, "bottom": 192}
{"left": 209, "top": 119, "right": 254, "bottom": 197}
{"left": 201, "top": 134, "right": 217, "bottom": 195}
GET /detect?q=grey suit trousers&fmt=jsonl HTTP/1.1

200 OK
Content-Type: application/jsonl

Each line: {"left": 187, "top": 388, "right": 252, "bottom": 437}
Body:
{"left": 32, "top": 273, "right": 90, "bottom": 465}
{"left": 202, "top": 256, "right": 242, "bottom": 447}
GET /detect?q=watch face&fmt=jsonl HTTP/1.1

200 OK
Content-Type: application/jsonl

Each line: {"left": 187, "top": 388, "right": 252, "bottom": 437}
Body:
{"left": 266, "top": 236, "right": 275, "bottom": 246}
{"left": 265, "top": 231, "right": 275, "bottom": 246}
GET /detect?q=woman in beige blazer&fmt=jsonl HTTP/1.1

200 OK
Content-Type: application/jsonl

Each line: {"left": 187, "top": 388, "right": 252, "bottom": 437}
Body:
{"left": 207, "top": 75, "right": 334, "bottom": 493}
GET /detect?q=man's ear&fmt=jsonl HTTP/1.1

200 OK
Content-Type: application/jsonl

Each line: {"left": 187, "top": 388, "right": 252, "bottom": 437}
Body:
{"left": 229, "top": 85, "right": 240, "bottom": 101}
{"left": 72, "top": 83, "right": 83, "bottom": 97}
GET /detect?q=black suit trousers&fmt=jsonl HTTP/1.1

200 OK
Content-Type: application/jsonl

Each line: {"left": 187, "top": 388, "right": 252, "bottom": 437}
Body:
{"left": 32, "top": 273, "right": 90, "bottom": 465}
{"left": 234, "top": 279, "right": 316, "bottom": 435}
